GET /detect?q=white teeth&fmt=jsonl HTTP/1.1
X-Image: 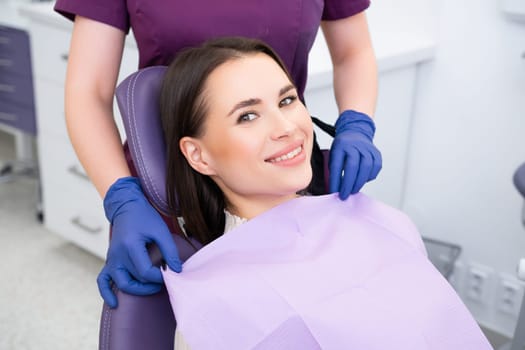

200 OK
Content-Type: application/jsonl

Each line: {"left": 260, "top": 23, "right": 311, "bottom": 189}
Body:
{"left": 268, "top": 146, "right": 302, "bottom": 163}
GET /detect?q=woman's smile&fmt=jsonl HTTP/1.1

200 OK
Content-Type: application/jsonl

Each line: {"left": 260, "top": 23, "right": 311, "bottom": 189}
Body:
{"left": 266, "top": 144, "right": 305, "bottom": 165}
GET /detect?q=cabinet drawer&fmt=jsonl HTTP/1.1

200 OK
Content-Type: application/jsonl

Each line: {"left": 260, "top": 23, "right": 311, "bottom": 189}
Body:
{"left": 28, "top": 22, "right": 70, "bottom": 85}
{"left": 44, "top": 178, "right": 109, "bottom": 259}
{"left": 0, "top": 69, "right": 35, "bottom": 107}
{"left": 0, "top": 25, "right": 32, "bottom": 76}
{"left": 0, "top": 96, "right": 36, "bottom": 135}
{"left": 39, "top": 135, "right": 108, "bottom": 259}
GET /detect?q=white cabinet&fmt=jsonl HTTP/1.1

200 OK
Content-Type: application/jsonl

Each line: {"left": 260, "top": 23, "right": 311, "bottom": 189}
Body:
{"left": 20, "top": 4, "right": 138, "bottom": 259}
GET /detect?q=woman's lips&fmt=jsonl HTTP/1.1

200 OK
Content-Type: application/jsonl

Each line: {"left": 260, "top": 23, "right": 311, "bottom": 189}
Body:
{"left": 264, "top": 139, "right": 307, "bottom": 167}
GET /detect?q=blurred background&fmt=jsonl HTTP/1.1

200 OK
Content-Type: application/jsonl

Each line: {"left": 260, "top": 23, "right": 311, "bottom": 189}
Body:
{"left": 1, "top": 0, "right": 524, "bottom": 348}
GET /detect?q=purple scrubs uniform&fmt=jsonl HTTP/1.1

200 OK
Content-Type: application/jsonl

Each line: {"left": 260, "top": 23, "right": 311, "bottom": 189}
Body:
{"left": 54, "top": 0, "right": 370, "bottom": 98}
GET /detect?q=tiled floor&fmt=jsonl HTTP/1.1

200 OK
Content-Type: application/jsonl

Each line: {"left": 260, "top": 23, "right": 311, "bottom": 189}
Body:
{"left": 0, "top": 130, "right": 103, "bottom": 349}
{"left": 0, "top": 129, "right": 513, "bottom": 349}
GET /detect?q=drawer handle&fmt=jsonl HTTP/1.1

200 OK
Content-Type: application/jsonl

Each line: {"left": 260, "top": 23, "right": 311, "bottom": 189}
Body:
{"left": 61, "top": 53, "right": 69, "bottom": 61}
{"left": 0, "top": 37, "right": 9, "bottom": 44}
{"left": 0, "top": 84, "right": 15, "bottom": 93}
{"left": 68, "top": 165, "right": 90, "bottom": 181}
{"left": 0, "top": 58, "right": 13, "bottom": 67}
{"left": 71, "top": 216, "right": 102, "bottom": 234}
{"left": 0, "top": 112, "right": 17, "bottom": 121}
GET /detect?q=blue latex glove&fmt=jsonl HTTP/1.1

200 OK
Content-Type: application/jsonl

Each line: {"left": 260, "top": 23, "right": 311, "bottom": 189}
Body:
{"left": 329, "top": 110, "right": 382, "bottom": 199}
{"left": 97, "top": 176, "right": 182, "bottom": 308}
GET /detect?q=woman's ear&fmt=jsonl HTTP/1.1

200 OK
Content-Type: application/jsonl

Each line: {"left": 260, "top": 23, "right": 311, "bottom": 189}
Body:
{"left": 179, "top": 137, "right": 215, "bottom": 175}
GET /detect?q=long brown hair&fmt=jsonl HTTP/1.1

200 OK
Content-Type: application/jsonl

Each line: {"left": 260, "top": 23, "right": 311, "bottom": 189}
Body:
{"left": 159, "top": 37, "right": 293, "bottom": 245}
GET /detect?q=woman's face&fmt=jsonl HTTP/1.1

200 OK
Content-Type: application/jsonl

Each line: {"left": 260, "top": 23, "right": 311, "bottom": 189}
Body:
{"left": 182, "top": 53, "right": 313, "bottom": 218}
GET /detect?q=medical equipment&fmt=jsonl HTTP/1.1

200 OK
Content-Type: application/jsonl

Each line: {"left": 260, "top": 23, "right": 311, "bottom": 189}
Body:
{"left": 421, "top": 237, "right": 461, "bottom": 280}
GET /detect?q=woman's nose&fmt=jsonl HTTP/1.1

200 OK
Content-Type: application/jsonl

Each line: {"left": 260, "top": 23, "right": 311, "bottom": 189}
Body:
{"left": 270, "top": 110, "right": 297, "bottom": 140}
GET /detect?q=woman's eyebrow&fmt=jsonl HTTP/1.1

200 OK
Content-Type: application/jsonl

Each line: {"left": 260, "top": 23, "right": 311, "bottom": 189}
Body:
{"left": 279, "top": 84, "right": 295, "bottom": 96}
{"left": 228, "top": 98, "right": 261, "bottom": 116}
{"left": 227, "top": 84, "right": 296, "bottom": 116}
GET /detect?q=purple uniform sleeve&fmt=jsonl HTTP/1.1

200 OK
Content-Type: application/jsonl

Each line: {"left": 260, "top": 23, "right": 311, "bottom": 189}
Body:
{"left": 54, "top": 0, "right": 130, "bottom": 34}
{"left": 322, "top": 0, "right": 371, "bottom": 21}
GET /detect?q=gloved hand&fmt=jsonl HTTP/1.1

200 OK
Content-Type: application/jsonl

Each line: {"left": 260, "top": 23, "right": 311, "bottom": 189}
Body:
{"left": 329, "top": 110, "right": 382, "bottom": 200}
{"left": 97, "top": 176, "right": 182, "bottom": 308}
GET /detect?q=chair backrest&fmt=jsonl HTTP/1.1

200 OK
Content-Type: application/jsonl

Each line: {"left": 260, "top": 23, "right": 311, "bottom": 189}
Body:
{"left": 115, "top": 66, "right": 171, "bottom": 215}
{"left": 98, "top": 66, "right": 201, "bottom": 350}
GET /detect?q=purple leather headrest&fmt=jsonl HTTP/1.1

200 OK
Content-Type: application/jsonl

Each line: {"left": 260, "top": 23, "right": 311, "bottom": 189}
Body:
{"left": 115, "top": 66, "right": 172, "bottom": 215}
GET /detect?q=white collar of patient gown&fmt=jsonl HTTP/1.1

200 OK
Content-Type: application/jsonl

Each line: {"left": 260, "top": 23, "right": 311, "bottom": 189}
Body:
{"left": 223, "top": 209, "right": 247, "bottom": 233}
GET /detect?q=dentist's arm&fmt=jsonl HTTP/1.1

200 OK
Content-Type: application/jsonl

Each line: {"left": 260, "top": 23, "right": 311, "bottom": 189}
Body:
{"left": 322, "top": 12, "right": 382, "bottom": 199}
{"left": 65, "top": 17, "right": 181, "bottom": 308}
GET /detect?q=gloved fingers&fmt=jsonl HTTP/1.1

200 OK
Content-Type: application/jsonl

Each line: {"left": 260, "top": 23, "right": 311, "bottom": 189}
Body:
{"left": 369, "top": 146, "right": 383, "bottom": 180}
{"left": 154, "top": 231, "right": 182, "bottom": 273}
{"left": 111, "top": 265, "right": 162, "bottom": 296}
{"left": 128, "top": 243, "right": 164, "bottom": 284}
{"left": 97, "top": 266, "right": 118, "bottom": 308}
{"left": 339, "top": 148, "right": 360, "bottom": 200}
{"left": 328, "top": 144, "right": 345, "bottom": 194}
{"left": 351, "top": 150, "right": 373, "bottom": 194}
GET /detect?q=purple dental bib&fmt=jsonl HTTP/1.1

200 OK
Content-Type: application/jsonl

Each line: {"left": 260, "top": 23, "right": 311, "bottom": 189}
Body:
{"left": 162, "top": 193, "right": 492, "bottom": 350}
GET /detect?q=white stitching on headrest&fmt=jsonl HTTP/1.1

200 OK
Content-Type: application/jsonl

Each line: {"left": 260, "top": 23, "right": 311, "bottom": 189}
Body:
{"left": 127, "top": 67, "right": 168, "bottom": 211}
{"left": 99, "top": 305, "right": 112, "bottom": 350}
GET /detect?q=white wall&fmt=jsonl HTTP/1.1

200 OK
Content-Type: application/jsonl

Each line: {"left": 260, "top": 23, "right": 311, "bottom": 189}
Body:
{"left": 394, "top": 0, "right": 525, "bottom": 336}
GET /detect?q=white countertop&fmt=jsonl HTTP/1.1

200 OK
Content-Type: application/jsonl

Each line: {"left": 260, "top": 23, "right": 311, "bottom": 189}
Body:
{"left": 8, "top": 1, "right": 436, "bottom": 88}
{"left": 308, "top": 29, "right": 435, "bottom": 88}
{"left": 13, "top": 1, "right": 64, "bottom": 29}
{"left": 0, "top": 0, "right": 34, "bottom": 28}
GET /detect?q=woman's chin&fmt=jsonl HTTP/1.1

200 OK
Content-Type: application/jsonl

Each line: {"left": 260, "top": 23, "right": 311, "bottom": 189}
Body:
{"left": 288, "top": 173, "right": 313, "bottom": 195}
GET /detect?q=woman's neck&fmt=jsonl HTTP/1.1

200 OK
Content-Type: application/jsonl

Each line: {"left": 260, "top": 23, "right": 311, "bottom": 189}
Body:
{"left": 225, "top": 192, "right": 299, "bottom": 220}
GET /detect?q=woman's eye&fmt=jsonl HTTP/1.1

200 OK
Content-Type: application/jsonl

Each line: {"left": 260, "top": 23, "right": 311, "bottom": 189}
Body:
{"left": 279, "top": 95, "right": 297, "bottom": 107}
{"left": 238, "top": 112, "right": 258, "bottom": 123}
